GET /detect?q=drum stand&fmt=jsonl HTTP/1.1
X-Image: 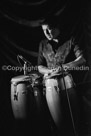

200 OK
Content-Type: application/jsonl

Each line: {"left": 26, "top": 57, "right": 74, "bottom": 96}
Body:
{"left": 60, "top": 64, "right": 78, "bottom": 136}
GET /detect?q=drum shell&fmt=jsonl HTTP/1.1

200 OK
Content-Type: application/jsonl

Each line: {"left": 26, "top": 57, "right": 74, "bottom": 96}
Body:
{"left": 58, "top": 74, "right": 75, "bottom": 91}
{"left": 45, "top": 78, "right": 62, "bottom": 131}
{"left": 11, "top": 81, "right": 30, "bottom": 119}
{"left": 44, "top": 74, "right": 76, "bottom": 133}
{"left": 32, "top": 85, "right": 52, "bottom": 135}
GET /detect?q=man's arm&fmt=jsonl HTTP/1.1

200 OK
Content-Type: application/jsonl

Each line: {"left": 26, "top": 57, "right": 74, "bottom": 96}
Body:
{"left": 62, "top": 55, "right": 86, "bottom": 70}
{"left": 62, "top": 38, "right": 86, "bottom": 70}
{"left": 38, "top": 41, "right": 53, "bottom": 75}
{"left": 38, "top": 65, "right": 53, "bottom": 75}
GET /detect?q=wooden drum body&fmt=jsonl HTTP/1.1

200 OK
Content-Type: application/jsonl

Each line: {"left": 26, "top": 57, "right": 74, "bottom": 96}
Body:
{"left": 11, "top": 75, "right": 32, "bottom": 119}
{"left": 45, "top": 74, "right": 75, "bottom": 131}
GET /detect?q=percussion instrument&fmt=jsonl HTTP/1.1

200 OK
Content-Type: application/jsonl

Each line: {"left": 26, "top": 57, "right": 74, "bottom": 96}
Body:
{"left": 10, "top": 73, "right": 44, "bottom": 120}
{"left": 10, "top": 73, "right": 54, "bottom": 134}
{"left": 45, "top": 78, "right": 62, "bottom": 130}
{"left": 11, "top": 75, "right": 32, "bottom": 119}
{"left": 44, "top": 71, "right": 75, "bottom": 131}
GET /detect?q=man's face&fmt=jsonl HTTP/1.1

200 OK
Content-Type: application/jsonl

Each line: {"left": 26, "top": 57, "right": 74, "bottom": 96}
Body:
{"left": 42, "top": 24, "right": 53, "bottom": 40}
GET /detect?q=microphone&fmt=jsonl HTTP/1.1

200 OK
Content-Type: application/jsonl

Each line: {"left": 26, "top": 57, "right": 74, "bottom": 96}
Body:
{"left": 18, "top": 55, "right": 31, "bottom": 65}
{"left": 18, "top": 55, "right": 31, "bottom": 75}
{"left": 18, "top": 55, "right": 27, "bottom": 63}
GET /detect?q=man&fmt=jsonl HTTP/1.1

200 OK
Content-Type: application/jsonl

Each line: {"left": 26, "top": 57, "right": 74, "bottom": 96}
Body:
{"left": 38, "top": 23, "right": 86, "bottom": 136}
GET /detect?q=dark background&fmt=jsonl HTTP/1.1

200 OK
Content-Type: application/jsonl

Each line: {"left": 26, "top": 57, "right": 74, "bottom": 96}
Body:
{"left": 0, "top": 0, "right": 91, "bottom": 136}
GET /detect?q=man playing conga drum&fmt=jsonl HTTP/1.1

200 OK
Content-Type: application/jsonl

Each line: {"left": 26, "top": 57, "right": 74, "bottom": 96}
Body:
{"left": 37, "top": 22, "right": 86, "bottom": 136}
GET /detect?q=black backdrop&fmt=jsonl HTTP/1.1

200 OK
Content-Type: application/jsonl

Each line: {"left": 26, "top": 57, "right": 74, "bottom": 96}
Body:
{"left": 0, "top": 0, "right": 91, "bottom": 135}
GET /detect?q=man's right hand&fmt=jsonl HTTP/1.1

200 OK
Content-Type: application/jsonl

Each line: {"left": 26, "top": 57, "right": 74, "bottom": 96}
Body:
{"left": 49, "top": 67, "right": 60, "bottom": 75}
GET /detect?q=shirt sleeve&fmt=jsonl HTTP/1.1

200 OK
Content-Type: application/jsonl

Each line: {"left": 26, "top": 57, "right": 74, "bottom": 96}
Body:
{"left": 71, "top": 37, "right": 83, "bottom": 58}
{"left": 37, "top": 41, "right": 47, "bottom": 66}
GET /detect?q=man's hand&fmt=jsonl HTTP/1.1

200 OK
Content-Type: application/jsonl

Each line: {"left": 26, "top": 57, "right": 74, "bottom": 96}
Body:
{"left": 51, "top": 67, "right": 60, "bottom": 73}
{"left": 62, "top": 64, "right": 69, "bottom": 72}
{"left": 44, "top": 67, "right": 60, "bottom": 79}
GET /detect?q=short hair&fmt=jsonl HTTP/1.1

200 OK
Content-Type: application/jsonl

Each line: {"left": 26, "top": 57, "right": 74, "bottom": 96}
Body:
{"left": 41, "top": 17, "right": 60, "bottom": 30}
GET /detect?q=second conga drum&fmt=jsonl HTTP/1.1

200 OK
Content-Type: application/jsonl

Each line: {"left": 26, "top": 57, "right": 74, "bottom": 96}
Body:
{"left": 29, "top": 72, "right": 52, "bottom": 135}
{"left": 29, "top": 72, "right": 45, "bottom": 120}
{"left": 45, "top": 78, "right": 62, "bottom": 132}
{"left": 11, "top": 75, "right": 32, "bottom": 119}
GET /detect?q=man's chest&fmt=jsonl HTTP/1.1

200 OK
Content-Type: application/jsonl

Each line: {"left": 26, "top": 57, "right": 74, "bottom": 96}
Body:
{"left": 43, "top": 41, "right": 71, "bottom": 63}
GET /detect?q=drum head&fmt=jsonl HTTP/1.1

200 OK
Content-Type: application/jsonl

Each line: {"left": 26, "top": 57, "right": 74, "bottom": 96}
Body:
{"left": 29, "top": 73, "right": 39, "bottom": 80}
{"left": 11, "top": 75, "right": 31, "bottom": 83}
{"left": 29, "top": 71, "right": 42, "bottom": 80}
{"left": 28, "top": 71, "right": 43, "bottom": 86}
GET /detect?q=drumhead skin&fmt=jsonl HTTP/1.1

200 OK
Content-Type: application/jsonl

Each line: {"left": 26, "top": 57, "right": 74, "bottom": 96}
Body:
{"left": 11, "top": 75, "right": 31, "bottom": 83}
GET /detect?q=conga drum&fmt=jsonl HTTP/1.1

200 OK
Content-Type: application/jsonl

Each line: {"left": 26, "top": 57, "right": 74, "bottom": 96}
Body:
{"left": 29, "top": 73, "right": 51, "bottom": 135}
{"left": 29, "top": 73, "right": 44, "bottom": 116}
{"left": 44, "top": 74, "right": 76, "bottom": 134}
{"left": 11, "top": 75, "right": 32, "bottom": 119}
{"left": 45, "top": 78, "right": 62, "bottom": 131}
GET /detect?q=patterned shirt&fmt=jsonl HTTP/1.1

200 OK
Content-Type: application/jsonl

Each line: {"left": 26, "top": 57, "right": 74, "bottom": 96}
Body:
{"left": 38, "top": 37, "right": 82, "bottom": 69}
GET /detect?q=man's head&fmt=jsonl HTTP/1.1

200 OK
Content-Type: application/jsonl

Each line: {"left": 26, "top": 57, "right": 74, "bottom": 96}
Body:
{"left": 42, "top": 23, "right": 60, "bottom": 41}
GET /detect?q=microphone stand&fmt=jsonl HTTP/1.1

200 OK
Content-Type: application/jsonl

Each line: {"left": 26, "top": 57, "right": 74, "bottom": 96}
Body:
{"left": 60, "top": 64, "right": 78, "bottom": 136}
{"left": 24, "top": 61, "right": 27, "bottom": 75}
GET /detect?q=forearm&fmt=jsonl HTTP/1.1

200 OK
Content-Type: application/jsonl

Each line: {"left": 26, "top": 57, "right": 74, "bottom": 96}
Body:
{"left": 38, "top": 65, "right": 51, "bottom": 75}
{"left": 64, "top": 55, "right": 86, "bottom": 69}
